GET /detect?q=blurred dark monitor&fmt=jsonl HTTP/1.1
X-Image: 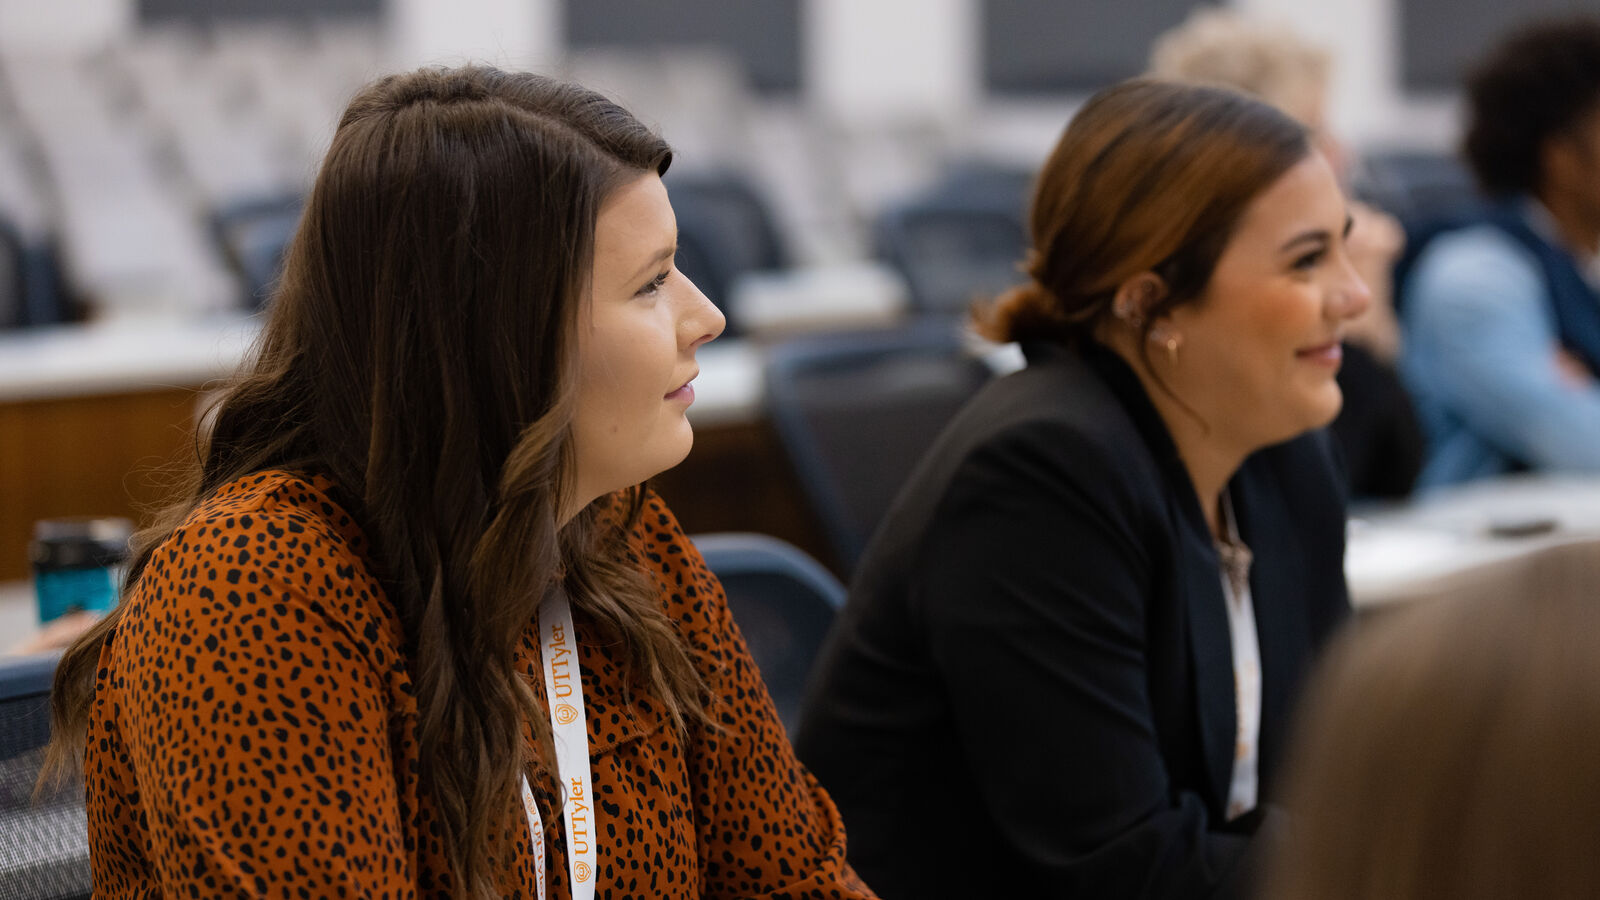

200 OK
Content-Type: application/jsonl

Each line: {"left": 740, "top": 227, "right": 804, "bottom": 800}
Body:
{"left": 1401, "top": 0, "right": 1600, "bottom": 91}
{"left": 139, "top": 0, "right": 378, "bottom": 21}
{"left": 983, "top": 0, "right": 1207, "bottom": 94}
{"left": 564, "top": 0, "right": 801, "bottom": 94}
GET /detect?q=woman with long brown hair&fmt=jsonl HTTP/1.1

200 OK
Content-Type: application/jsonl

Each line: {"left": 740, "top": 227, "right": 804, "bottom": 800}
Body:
{"left": 46, "top": 65, "right": 873, "bottom": 899}
{"left": 796, "top": 79, "right": 1366, "bottom": 899}
{"left": 1262, "top": 542, "right": 1600, "bottom": 899}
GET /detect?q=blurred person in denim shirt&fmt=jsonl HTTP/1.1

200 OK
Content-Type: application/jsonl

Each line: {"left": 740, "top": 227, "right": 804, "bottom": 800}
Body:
{"left": 1401, "top": 18, "right": 1600, "bottom": 487}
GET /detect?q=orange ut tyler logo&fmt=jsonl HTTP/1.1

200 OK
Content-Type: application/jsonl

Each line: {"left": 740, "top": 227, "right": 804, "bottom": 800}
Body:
{"left": 574, "top": 861, "right": 593, "bottom": 883}
{"left": 554, "top": 703, "right": 580, "bottom": 725}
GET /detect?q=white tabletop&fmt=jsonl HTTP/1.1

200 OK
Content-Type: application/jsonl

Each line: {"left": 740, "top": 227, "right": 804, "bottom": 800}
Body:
{"left": 684, "top": 338, "right": 763, "bottom": 426}
{"left": 0, "top": 315, "right": 767, "bottom": 424}
{"left": 0, "top": 580, "right": 38, "bottom": 653}
{"left": 0, "top": 314, "right": 259, "bottom": 402}
{"left": 1346, "top": 475, "right": 1600, "bottom": 608}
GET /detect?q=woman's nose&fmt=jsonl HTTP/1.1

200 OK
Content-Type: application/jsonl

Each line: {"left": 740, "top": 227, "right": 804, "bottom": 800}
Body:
{"left": 680, "top": 276, "right": 725, "bottom": 349}
{"left": 1335, "top": 256, "right": 1374, "bottom": 321}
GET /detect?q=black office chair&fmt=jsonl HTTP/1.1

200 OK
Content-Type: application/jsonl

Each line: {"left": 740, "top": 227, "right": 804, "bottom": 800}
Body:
{"left": 665, "top": 170, "right": 787, "bottom": 334}
{"left": 18, "top": 234, "right": 70, "bottom": 328}
{"left": 0, "top": 651, "right": 92, "bottom": 900}
{"left": 210, "top": 193, "right": 304, "bottom": 309}
{"left": 934, "top": 159, "right": 1034, "bottom": 211}
{"left": 875, "top": 164, "right": 1030, "bottom": 318}
{"left": 0, "top": 212, "right": 69, "bottom": 329}
{"left": 0, "top": 216, "right": 24, "bottom": 329}
{"left": 764, "top": 320, "right": 994, "bottom": 574}
{"left": 1357, "top": 151, "right": 1480, "bottom": 222}
{"left": 693, "top": 533, "right": 844, "bottom": 734}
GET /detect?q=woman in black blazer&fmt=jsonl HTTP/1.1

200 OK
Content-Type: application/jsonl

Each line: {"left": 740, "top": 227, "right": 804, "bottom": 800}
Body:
{"left": 795, "top": 80, "right": 1367, "bottom": 900}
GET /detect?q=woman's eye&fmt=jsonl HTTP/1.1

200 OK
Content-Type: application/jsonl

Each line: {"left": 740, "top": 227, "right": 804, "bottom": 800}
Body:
{"left": 637, "top": 271, "right": 670, "bottom": 296}
{"left": 1292, "top": 249, "right": 1326, "bottom": 271}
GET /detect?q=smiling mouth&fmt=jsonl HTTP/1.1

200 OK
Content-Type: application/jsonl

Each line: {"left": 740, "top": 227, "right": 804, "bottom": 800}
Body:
{"left": 1296, "top": 342, "right": 1343, "bottom": 365}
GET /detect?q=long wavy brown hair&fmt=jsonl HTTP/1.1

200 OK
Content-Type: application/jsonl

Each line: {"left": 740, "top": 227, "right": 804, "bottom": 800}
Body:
{"left": 46, "top": 66, "right": 707, "bottom": 899}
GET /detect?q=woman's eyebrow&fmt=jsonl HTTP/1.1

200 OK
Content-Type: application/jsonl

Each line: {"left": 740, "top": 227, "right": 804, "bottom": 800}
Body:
{"left": 624, "top": 242, "right": 678, "bottom": 283}
{"left": 1278, "top": 229, "right": 1331, "bottom": 252}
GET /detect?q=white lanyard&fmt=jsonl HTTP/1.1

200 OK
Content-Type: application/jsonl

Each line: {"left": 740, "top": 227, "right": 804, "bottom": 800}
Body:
{"left": 521, "top": 590, "right": 597, "bottom": 900}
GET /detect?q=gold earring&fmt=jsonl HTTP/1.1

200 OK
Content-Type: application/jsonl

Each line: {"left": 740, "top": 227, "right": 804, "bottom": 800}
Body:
{"left": 1149, "top": 327, "right": 1182, "bottom": 365}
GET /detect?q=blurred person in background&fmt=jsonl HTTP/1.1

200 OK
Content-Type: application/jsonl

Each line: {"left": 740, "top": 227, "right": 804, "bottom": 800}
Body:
{"left": 1151, "top": 8, "right": 1424, "bottom": 499}
{"left": 1400, "top": 18, "right": 1600, "bottom": 487}
{"left": 1261, "top": 542, "right": 1600, "bottom": 899}
{"left": 44, "top": 65, "right": 873, "bottom": 900}
{"left": 796, "top": 80, "right": 1360, "bottom": 900}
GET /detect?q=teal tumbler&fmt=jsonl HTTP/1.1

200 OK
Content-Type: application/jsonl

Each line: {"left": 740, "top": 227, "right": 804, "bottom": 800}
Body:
{"left": 30, "top": 517, "right": 133, "bottom": 623}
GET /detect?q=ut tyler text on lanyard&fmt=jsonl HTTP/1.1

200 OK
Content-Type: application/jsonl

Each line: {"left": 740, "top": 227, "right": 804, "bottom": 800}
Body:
{"left": 521, "top": 589, "right": 596, "bottom": 900}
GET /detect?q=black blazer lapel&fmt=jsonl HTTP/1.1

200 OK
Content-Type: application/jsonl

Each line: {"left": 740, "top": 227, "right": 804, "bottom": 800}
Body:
{"left": 1230, "top": 468, "right": 1310, "bottom": 792}
{"left": 1076, "top": 339, "right": 1240, "bottom": 811}
{"left": 1173, "top": 497, "right": 1236, "bottom": 812}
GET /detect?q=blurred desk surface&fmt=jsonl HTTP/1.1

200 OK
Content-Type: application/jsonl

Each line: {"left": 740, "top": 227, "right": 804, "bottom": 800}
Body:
{"left": 0, "top": 315, "right": 258, "bottom": 402}
{"left": 1347, "top": 475, "right": 1600, "bottom": 609}
{"left": 13, "top": 475, "right": 1600, "bottom": 651}
{"left": 1, "top": 580, "right": 37, "bottom": 653}
{"left": 0, "top": 315, "right": 765, "bottom": 422}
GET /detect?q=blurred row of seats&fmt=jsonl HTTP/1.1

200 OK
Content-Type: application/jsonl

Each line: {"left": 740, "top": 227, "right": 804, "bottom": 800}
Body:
{"left": 0, "top": 22, "right": 379, "bottom": 326}
{"left": 0, "top": 14, "right": 1485, "bottom": 333}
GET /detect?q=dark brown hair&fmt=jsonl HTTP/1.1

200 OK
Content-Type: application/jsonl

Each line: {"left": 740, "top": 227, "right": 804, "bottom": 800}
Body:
{"left": 1263, "top": 542, "right": 1600, "bottom": 899}
{"left": 1463, "top": 16, "right": 1600, "bottom": 197}
{"left": 976, "top": 78, "right": 1309, "bottom": 349}
{"left": 46, "top": 66, "right": 707, "bottom": 898}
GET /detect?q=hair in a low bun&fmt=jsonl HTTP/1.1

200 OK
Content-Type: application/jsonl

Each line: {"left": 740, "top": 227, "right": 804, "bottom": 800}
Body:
{"left": 973, "top": 79, "right": 1309, "bottom": 349}
{"left": 974, "top": 279, "right": 1109, "bottom": 346}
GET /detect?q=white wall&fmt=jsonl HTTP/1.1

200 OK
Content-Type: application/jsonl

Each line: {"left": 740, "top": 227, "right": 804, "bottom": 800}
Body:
{"left": 805, "top": 0, "right": 978, "bottom": 128}
{"left": 0, "top": 0, "right": 131, "bottom": 52}
{"left": 386, "top": 0, "right": 560, "bottom": 71}
{"left": 1236, "top": 0, "right": 1457, "bottom": 151}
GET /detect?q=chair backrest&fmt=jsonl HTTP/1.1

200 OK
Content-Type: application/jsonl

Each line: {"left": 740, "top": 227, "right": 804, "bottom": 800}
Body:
{"left": 692, "top": 533, "right": 844, "bottom": 734}
{"left": 875, "top": 163, "right": 1030, "bottom": 318}
{"left": 666, "top": 170, "right": 787, "bottom": 334}
{"left": 0, "top": 652, "right": 92, "bottom": 900}
{"left": 935, "top": 160, "right": 1035, "bottom": 212}
{"left": 764, "top": 320, "right": 994, "bottom": 573}
{"left": 210, "top": 193, "right": 304, "bottom": 309}
{"left": 1357, "top": 151, "right": 1480, "bottom": 223}
{"left": 0, "top": 214, "right": 24, "bottom": 329}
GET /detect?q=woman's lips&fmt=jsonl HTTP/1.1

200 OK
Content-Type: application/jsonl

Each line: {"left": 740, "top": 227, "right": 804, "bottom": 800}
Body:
{"left": 1296, "top": 342, "right": 1343, "bottom": 366}
{"left": 666, "top": 381, "right": 695, "bottom": 404}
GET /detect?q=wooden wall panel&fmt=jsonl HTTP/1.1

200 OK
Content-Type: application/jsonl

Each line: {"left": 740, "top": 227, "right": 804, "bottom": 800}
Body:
{"left": 0, "top": 390, "right": 204, "bottom": 582}
{"left": 0, "top": 395, "right": 829, "bottom": 584}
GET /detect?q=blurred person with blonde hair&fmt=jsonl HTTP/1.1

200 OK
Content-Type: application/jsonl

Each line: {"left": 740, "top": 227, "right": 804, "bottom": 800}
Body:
{"left": 1261, "top": 541, "right": 1600, "bottom": 899}
{"left": 1152, "top": 9, "right": 1424, "bottom": 500}
{"left": 1150, "top": 10, "right": 1337, "bottom": 167}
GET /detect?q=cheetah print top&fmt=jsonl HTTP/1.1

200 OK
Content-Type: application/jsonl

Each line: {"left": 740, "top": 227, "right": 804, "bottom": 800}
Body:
{"left": 83, "top": 470, "right": 875, "bottom": 899}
